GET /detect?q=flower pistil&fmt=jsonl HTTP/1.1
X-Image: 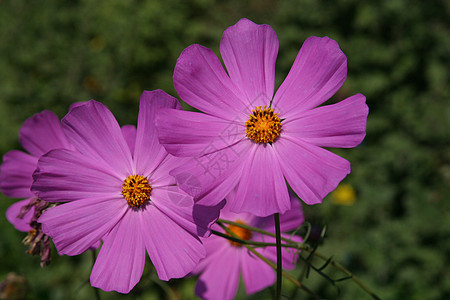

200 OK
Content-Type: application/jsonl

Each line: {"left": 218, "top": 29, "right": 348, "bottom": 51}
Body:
{"left": 122, "top": 175, "right": 152, "bottom": 208}
{"left": 245, "top": 105, "right": 282, "bottom": 143}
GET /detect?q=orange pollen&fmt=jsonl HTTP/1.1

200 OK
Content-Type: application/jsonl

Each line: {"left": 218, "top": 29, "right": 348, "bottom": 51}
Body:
{"left": 227, "top": 220, "right": 252, "bottom": 247}
{"left": 245, "top": 105, "right": 282, "bottom": 143}
{"left": 122, "top": 175, "right": 152, "bottom": 208}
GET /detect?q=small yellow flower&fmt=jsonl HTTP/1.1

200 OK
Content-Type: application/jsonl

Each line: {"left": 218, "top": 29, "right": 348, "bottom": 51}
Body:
{"left": 331, "top": 184, "right": 356, "bottom": 206}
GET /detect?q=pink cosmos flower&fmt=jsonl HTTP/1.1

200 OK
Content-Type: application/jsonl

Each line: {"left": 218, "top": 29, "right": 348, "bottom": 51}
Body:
{"left": 156, "top": 18, "right": 368, "bottom": 216}
{"left": 193, "top": 195, "right": 303, "bottom": 300}
{"left": 0, "top": 110, "right": 73, "bottom": 232}
{"left": 32, "top": 90, "right": 219, "bottom": 293}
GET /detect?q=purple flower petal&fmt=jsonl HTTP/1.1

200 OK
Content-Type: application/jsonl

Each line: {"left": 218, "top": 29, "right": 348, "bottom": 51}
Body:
{"left": 0, "top": 150, "right": 36, "bottom": 198}
{"left": 141, "top": 205, "right": 205, "bottom": 281}
{"left": 32, "top": 149, "right": 123, "bottom": 203}
{"left": 274, "top": 137, "right": 350, "bottom": 205}
{"left": 39, "top": 195, "right": 127, "bottom": 256}
{"left": 134, "top": 90, "right": 180, "bottom": 176}
{"left": 272, "top": 36, "right": 347, "bottom": 118}
{"left": 170, "top": 141, "right": 251, "bottom": 206}
{"left": 174, "top": 44, "right": 249, "bottom": 120}
{"left": 19, "top": 110, "right": 73, "bottom": 157}
{"left": 216, "top": 204, "right": 255, "bottom": 229}
{"left": 230, "top": 144, "right": 290, "bottom": 216}
{"left": 151, "top": 186, "right": 223, "bottom": 237}
{"left": 88, "top": 240, "right": 101, "bottom": 251}
{"left": 6, "top": 198, "right": 34, "bottom": 232}
{"left": 68, "top": 101, "right": 89, "bottom": 112}
{"left": 195, "top": 246, "right": 241, "bottom": 300}
{"left": 277, "top": 198, "right": 304, "bottom": 232}
{"left": 149, "top": 155, "right": 188, "bottom": 188}
{"left": 156, "top": 108, "right": 245, "bottom": 157}
{"left": 90, "top": 210, "right": 145, "bottom": 294}
{"left": 283, "top": 94, "right": 368, "bottom": 148}
{"left": 62, "top": 100, "right": 133, "bottom": 178}
{"left": 241, "top": 249, "right": 275, "bottom": 294}
{"left": 150, "top": 186, "right": 194, "bottom": 224}
{"left": 192, "top": 201, "right": 226, "bottom": 237}
{"left": 192, "top": 236, "right": 227, "bottom": 274}
{"left": 121, "top": 125, "right": 137, "bottom": 154}
{"left": 254, "top": 196, "right": 304, "bottom": 233}
{"left": 220, "top": 18, "right": 278, "bottom": 107}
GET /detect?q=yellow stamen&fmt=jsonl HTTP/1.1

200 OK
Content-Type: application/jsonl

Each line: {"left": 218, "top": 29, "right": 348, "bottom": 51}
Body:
{"left": 245, "top": 105, "right": 282, "bottom": 143}
{"left": 122, "top": 175, "right": 152, "bottom": 208}
{"left": 227, "top": 220, "right": 252, "bottom": 247}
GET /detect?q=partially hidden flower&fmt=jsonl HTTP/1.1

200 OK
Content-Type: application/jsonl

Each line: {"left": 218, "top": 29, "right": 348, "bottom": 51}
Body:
{"left": 0, "top": 110, "right": 74, "bottom": 266}
{"left": 32, "top": 90, "right": 219, "bottom": 293}
{"left": 193, "top": 195, "right": 304, "bottom": 300}
{"left": 156, "top": 18, "right": 368, "bottom": 216}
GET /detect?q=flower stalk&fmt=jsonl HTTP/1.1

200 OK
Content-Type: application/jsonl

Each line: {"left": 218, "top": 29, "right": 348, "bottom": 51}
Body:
{"left": 274, "top": 213, "right": 282, "bottom": 300}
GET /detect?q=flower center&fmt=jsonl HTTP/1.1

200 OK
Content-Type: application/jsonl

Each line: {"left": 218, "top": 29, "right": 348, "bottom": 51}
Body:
{"left": 122, "top": 175, "right": 152, "bottom": 208}
{"left": 245, "top": 105, "right": 282, "bottom": 143}
{"left": 227, "top": 220, "right": 252, "bottom": 247}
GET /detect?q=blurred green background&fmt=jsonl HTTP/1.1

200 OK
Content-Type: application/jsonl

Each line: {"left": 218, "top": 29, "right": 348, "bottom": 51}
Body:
{"left": 0, "top": 0, "right": 448, "bottom": 299}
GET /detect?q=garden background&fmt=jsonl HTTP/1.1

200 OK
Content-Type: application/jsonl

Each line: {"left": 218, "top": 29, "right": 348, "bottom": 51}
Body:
{"left": 0, "top": 0, "right": 448, "bottom": 299}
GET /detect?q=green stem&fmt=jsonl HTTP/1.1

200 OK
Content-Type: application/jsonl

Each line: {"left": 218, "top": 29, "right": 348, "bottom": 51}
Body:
{"left": 218, "top": 219, "right": 297, "bottom": 245}
{"left": 274, "top": 213, "right": 282, "bottom": 300}
{"left": 308, "top": 251, "right": 381, "bottom": 300}
{"left": 291, "top": 246, "right": 313, "bottom": 299}
{"left": 211, "top": 230, "right": 290, "bottom": 248}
